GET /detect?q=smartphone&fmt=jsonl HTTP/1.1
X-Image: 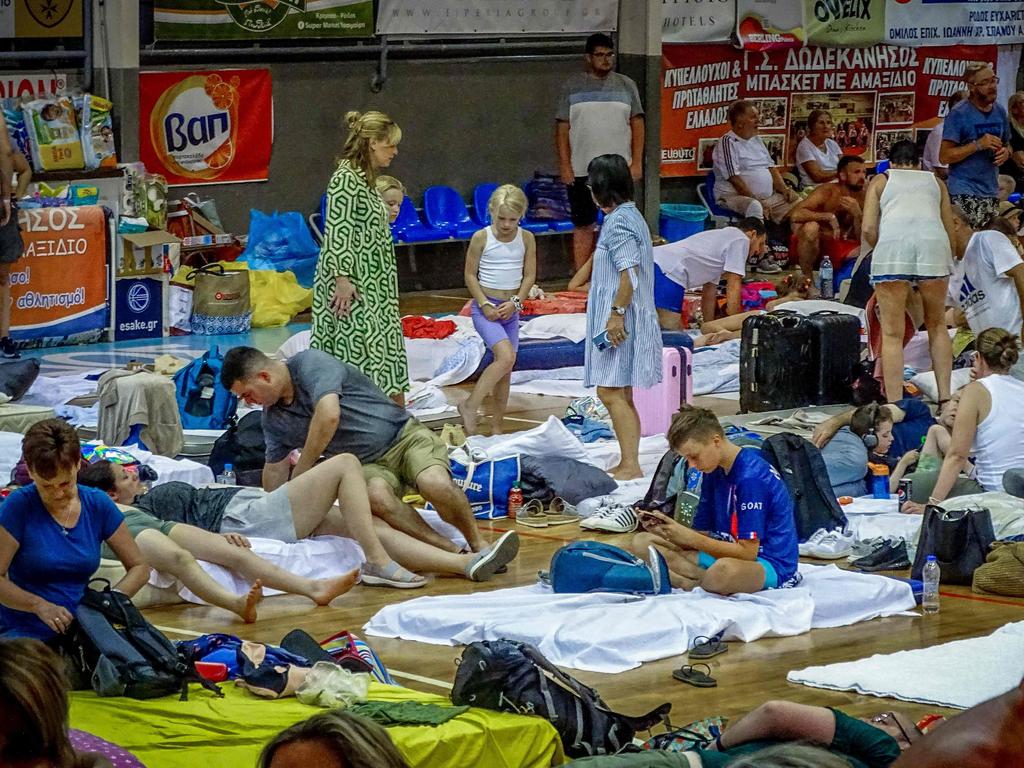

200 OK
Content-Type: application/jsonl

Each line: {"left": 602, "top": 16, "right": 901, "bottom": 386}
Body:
{"left": 592, "top": 329, "right": 613, "bottom": 351}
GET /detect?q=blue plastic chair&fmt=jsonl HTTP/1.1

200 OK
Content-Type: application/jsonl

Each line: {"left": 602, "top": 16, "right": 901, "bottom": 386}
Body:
{"left": 391, "top": 196, "right": 449, "bottom": 243}
{"left": 1008, "top": 192, "right": 1021, "bottom": 204}
{"left": 472, "top": 183, "right": 500, "bottom": 227}
{"left": 874, "top": 159, "right": 890, "bottom": 175}
{"left": 697, "top": 171, "right": 737, "bottom": 228}
{"left": 423, "top": 186, "right": 479, "bottom": 239}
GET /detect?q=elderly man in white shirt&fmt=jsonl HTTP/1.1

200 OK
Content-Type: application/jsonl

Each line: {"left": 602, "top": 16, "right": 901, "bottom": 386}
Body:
{"left": 713, "top": 100, "right": 800, "bottom": 225}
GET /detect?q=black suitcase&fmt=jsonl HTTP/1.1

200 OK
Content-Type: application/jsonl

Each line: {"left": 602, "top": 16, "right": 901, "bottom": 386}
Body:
{"left": 804, "top": 311, "right": 862, "bottom": 405}
{"left": 740, "top": 311, "right": 813, "bottom": 413}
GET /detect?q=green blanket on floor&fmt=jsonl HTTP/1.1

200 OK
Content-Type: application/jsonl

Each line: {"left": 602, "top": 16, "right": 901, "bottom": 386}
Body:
{"left": 70, "top": 681, "right": 564, "bottom": 767}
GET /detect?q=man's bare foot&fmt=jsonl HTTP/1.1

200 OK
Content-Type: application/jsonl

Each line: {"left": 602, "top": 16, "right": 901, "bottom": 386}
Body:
{"left": 611, "top": 464, "right": 643, "bottom": 481}
{"left": 458, "top": 400, "right": 478, "bottom": 435}
{"left": 309, "top": 568, "right": 360, "bottom": 605}
{"left": 237, "top": 580, "right": 263, "bottom": 623}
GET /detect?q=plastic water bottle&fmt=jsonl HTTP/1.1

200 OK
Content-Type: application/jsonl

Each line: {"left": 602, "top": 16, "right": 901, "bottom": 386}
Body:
{"left": 922, "top": 555, "right": 941, "bottom": 614}
{"left": 819, "top": 254, "right": 834, "bottom": 299}
{"left": 217, "top": 463, "right": 236, "bottom": 486}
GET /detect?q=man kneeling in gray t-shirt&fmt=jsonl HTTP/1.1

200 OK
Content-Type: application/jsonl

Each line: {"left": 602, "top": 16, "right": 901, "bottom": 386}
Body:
{"left": 220, "top": 347, "right": 519, "bottom": 584}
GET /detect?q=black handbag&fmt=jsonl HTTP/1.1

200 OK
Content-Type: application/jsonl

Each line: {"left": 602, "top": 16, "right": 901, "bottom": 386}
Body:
{"left": 911, "top": 505, "right": 996, "bottom": 585}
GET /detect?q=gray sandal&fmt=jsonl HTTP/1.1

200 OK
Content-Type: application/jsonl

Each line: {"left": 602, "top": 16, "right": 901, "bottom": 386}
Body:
{"left": 361, "top": 560, "right": 428, "bottom": 589}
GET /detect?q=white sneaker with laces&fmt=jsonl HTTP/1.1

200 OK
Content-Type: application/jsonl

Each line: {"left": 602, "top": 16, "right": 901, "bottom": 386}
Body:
{"left": 580, "top": 504, "right": 638, "bottom": 533}
{"left": 798, "top": 528, "right": 830, "bottom": 557}
{"left": 576, "top": 495, "right": 615, "bottom": 518}
{"left": 804, "top": 529, "right": 855, "bottom": 559}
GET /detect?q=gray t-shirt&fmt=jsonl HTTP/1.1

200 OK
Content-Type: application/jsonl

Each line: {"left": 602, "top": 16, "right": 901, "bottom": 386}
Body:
{"left": 556, "top": 71, "right": 643, "bottom": 177}
{"left": 262, "top": 349, "right": 409, "bottom": 464}
{"left": 133, "top": 482, "right": 243, "bottom": 533}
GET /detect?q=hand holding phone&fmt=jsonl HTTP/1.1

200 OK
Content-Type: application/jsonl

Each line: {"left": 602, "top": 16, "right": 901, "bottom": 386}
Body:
{"left": 592, "top": 329, "right": 613, "bottom": 351}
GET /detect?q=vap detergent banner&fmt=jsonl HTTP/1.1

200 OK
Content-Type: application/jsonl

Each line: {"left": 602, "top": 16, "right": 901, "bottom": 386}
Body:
{"left": 139, "top": 69, "right": 273, "bottom": 187}
{"left": 660, "top": 43, "right": 998, "bottom": 177}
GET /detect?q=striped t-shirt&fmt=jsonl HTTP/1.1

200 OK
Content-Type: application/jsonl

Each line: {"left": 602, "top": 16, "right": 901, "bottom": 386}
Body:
{"left": 557, "top": 71, "right": 643, "bottom": 177}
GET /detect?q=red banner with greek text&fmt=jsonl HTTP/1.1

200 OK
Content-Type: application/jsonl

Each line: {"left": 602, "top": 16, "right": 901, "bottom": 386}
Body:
{"left": 660, "top": 43, "right": 998, "bottom": 177}
{"left": 139, "top": 68, "right": 273, "bottom": 186}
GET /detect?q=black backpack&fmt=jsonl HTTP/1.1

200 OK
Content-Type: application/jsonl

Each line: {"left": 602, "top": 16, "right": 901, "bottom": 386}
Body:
{"left": 451, "top": 639, "right": 671, "bottom": 758}
{"left": 636, "top": 449, "right": 682, "bottom": 515}
{"left": 70, "top": 580, "right": 221, "bottom": 700}
{"left": 208, "top": 411, "right": 266, "bottom": 486}
{"left": 761, "top": 433, "right": 848, "bottom": 542}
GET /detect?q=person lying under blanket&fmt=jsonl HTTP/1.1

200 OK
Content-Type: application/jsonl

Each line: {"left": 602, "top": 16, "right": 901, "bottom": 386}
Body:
{"left": 81, "top": 456, "right": 517, "bottom": 590}
{"left": 629, "top": 406, "right": 799, "bottom": 595}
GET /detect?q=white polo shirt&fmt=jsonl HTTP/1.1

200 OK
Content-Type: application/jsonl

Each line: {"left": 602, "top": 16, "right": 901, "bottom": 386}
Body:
{"left": 713, "top": 131, "right": 775, "bottom": 200}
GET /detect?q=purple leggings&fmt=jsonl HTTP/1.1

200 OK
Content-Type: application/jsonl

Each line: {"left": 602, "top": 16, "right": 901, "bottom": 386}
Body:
{"left": 470, "top": 297, "right": 520, "bottom": 352}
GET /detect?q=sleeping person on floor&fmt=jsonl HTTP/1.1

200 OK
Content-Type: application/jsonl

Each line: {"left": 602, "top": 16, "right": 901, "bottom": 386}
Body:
{"left": 629, "top": 406, "right": 799, "bottom": 595}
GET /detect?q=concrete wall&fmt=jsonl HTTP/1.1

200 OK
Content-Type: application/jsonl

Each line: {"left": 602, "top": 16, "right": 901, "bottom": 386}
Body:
{"left": 163, "top": 56, "right": 582, "bottom": 235}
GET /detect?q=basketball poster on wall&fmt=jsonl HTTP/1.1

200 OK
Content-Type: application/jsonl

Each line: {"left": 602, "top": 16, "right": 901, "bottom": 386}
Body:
{"left": 139, "top": 69, "right": 273, "bottom": 187}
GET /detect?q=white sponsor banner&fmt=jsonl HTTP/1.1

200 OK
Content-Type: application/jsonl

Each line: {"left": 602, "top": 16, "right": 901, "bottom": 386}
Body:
{"left": 0, "top": 72, "right": 69, "bottom": 100}
{"left": 376, "top": 0, "right": 618, "bottom": 36}
{"left": 884, "top": 0, "right": 1024, "bottom": 46}
{"left": 663, "top": 0, "right": 735, "bottom": 43}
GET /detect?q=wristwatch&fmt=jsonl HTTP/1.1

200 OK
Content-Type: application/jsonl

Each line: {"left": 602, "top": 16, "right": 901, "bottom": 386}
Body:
{"left": 610, "top": 305, "right": 627, "bottom": 316}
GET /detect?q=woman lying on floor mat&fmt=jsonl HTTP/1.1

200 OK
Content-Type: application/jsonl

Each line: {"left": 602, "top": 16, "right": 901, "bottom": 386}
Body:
{"left": 80, "top": 457, "right": 516, "bottom": 602}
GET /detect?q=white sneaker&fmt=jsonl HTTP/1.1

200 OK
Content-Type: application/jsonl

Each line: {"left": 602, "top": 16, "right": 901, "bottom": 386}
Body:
{"left": 798, "top": 528, "right": 830, "bottom": 557}
{"left": 805, "top": 529, "right": 855, "bottom": 559}
{"left": 576, "top": 495, "right": 615, "bottom": 518}
{"left": 580, "top": 504, "right": 638, "bottom": 534}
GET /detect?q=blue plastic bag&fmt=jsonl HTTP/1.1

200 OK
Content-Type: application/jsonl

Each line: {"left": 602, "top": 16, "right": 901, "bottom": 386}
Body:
{"left": 239, "top": 209, "right": 319, "bottom": 288}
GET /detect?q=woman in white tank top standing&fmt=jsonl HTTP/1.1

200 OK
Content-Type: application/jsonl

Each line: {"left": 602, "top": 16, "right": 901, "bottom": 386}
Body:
{"left": 902, "top": 328, "right": 1024, "bottom": 513}
{"left": 460, "top": 185, "right": 537, "bottom": 435}
{"left": 863, "top": 139, "right": 956, "bottom": 414}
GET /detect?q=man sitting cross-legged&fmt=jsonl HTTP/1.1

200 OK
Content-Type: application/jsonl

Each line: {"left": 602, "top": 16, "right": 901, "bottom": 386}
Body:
{"left": 221, "top": 346, "right": 518, "bottom": 576}
{"left": 630, "top": 406, "right": 799, "bottom": 595}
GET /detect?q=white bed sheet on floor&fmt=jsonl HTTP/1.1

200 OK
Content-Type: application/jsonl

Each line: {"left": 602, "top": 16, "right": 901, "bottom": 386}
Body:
{"left": 363, "top": 563, "right": 916, "bottom": 674}
{"left": 788, "top": 621, "right": 1024, "bottom": 709}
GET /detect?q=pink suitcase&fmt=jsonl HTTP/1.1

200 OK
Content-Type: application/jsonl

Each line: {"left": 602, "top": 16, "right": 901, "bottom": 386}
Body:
{"left": 634, "top": 346, "right": 693, "bottom": 437}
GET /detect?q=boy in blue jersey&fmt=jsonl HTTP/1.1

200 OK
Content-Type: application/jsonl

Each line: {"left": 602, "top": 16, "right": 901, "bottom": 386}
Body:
{"left": 633, "top": 406, "right": 799, "bottom": 594}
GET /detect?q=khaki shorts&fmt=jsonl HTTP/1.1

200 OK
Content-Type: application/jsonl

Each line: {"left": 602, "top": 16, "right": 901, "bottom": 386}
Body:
{"left": 362, "top": 419, "right": 449, "bottom": 494}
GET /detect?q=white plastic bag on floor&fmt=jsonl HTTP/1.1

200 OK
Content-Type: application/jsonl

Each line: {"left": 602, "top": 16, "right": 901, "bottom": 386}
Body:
{"left": 296, "top": 662, "right": 370, "bottom": 709}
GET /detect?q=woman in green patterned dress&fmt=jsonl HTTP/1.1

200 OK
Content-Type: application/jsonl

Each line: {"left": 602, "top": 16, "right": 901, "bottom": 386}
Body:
{"left": 313, "top": 110, "right": 408, "bottom": 404}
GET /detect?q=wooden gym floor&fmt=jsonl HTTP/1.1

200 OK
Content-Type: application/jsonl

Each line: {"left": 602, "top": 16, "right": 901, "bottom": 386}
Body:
{"left": 143, "top": 286, "right": 1024, "bottom": 738}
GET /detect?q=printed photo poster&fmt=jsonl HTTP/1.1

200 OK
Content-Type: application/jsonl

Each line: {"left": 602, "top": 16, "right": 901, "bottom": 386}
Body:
{"left": 660, "top": 43, "right": 999, "bottom": 177}
{"left": 139, "top": 69, "right": 273, "bottom": 186}
{"left": 154, "top": 0, "right": 373, "bottom": 41}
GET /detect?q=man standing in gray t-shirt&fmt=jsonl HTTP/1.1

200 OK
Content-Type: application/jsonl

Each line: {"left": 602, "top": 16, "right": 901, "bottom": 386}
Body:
{"left": 221, "top": 347, "right": 507, "bottom": 562}
{"left": 556, "top": 32, "right": 645, "bottom": 270}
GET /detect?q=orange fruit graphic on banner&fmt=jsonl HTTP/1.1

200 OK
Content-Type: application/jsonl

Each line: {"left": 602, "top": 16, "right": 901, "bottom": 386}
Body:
{"left": 150, "top": 74, "right": 239, "bottom": 181}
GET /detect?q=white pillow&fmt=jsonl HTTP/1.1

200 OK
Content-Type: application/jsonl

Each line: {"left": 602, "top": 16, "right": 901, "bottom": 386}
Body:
{"left": 910, "top": 367, "right": 973, "bottom": 402}
{"left": 466, "top": 415, "right": 590, "bottom": 463}
{"left": 519, "top": 313, "right": 588, "bottom": 343}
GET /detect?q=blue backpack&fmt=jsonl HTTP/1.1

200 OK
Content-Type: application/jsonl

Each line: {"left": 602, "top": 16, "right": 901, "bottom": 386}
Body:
{"left": 549, "top": 541, "right": 672, "bottom": 596}
{"left": 173, "top": 347, "right": 238, "bottom": 430}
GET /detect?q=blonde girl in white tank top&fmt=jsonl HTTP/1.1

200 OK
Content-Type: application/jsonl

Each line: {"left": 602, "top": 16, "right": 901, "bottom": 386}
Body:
{"left": 460, "top": 185, "right": 537, "bottom": 435}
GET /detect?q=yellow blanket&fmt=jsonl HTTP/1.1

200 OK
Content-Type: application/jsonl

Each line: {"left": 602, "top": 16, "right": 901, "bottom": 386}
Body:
{"left": 70, "top": 681, "right": 564, "bottom": 767}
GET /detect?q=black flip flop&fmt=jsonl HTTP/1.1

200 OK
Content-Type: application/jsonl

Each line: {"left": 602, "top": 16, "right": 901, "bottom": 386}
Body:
{"left": 689, "top": 632, "right": 728, "bottom": 660}
{"left": 673, "top": 663, "right": 717, "bottom": 688}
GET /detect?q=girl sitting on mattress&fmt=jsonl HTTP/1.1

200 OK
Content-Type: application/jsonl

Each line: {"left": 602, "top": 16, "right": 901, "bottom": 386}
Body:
{"left": 459, "top": 185, "right": 537, "bottom": 435}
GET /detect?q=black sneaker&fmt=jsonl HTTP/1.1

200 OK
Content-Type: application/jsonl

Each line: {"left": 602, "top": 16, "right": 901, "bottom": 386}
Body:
{"left": 852, "top": 539, "right": 910, "bottom": 572}
{"left": 0, "top": 337, "right": 19, "bottom": 359}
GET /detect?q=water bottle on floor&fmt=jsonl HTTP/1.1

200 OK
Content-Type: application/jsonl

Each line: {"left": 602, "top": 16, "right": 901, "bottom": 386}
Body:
{"left": 922, "top": 555, "right": 940, "bottom": 614}
{"left": 819, "top": 254, "right": 834, "bottom": 299}
{"left": 217, "top": 463, "right": 236, "bottom": 486}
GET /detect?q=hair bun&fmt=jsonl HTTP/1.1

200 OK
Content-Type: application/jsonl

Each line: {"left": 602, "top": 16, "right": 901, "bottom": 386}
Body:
{"left": 344, "top": 111, "right": 363, "bottom": 129}
{"left": 1001, "top": 340, "right": 1020, "bottom": 369}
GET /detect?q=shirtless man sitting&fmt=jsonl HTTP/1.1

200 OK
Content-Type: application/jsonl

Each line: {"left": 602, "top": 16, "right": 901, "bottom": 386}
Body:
{"left": 789, "top": 155, "right": 867, "bottom": 293}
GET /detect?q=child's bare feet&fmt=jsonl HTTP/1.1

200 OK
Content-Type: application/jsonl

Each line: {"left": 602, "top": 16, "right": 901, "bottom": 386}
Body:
{"left": 309, "top": 569, "right": 360, "bottom": 606}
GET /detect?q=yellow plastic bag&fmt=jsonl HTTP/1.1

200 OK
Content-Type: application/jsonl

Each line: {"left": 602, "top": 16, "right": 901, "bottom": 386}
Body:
{"left": 247, "top": 269, "right": 312, "bottom": 327}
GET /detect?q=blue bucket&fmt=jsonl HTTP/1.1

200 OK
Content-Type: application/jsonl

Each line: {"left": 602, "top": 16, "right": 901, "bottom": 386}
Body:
{"left": 659, "top": 204, "right": 707, "bottom": 243}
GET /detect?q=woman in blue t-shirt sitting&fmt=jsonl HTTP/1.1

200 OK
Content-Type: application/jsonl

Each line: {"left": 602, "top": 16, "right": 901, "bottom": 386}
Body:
{"left": 632, "top": 406, "right": 799, "bottom": 595}
{"left": 0, "top": 419, "right": 148, "bottom": 642}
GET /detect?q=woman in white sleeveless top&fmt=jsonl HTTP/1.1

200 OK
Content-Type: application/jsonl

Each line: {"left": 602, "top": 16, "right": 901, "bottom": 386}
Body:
{"left": 902, "top": 328, "right": 1024, "bottom": 513}
{"left": 863, "top": 140, "right": 956, "bottom": 414}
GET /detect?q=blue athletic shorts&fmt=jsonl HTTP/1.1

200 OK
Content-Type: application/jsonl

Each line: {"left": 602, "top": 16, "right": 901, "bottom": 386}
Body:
{"left": 697, "top": 551, "right": 780, "bottom": 589}
{"left": 653, "top": 263, "right": 685, "bottom": 313}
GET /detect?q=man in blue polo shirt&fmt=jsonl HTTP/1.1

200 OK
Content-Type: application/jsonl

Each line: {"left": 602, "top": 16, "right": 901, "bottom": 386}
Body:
{"left": 633, "top": 406, "right": 799, "bottom": 595}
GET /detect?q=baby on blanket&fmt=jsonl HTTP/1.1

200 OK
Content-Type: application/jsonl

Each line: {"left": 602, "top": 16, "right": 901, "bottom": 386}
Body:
{"left": 631, "top": 406, "right": 799, "bottom": 595}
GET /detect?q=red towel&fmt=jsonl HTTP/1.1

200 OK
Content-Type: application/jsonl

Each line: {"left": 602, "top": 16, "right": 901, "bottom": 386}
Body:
{"left": 402, "top": 316, "right": 457, "bottom": 339}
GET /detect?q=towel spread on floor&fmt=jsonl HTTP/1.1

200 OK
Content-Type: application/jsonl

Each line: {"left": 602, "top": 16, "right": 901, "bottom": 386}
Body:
{"left": 364, "top": 564, "right": 916, "bottom": 673}
{"left": 787, "top": 621, "right": 1024, "bottom": 709}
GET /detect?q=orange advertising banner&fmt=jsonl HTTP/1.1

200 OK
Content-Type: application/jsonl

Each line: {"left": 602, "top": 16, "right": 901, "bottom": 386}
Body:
{"left": 139, "top": 69, "right": 273, "bottom": 186}
{"left": 10, "top": 205, "right": 109, "bottom": 341}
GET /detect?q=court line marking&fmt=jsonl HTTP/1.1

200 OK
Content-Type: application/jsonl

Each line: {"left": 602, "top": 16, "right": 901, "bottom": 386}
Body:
{"left": 154, "top": 624, "right": 454, "bottom": 690}
{"left": 939, "top": 591, "right": 1024, "bottom": 608}
{"left": 501, "top": 416, "right": 546, "bottom": 425}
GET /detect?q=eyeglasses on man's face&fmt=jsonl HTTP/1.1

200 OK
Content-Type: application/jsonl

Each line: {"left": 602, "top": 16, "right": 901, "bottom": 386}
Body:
{"left": 589, "top": 50, "right": 615, "bottom": 59}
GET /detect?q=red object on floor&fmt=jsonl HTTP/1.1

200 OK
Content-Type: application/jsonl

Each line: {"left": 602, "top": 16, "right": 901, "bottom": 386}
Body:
{"left": 194, "top": 661, "right": 229, "bottom": 682}
{"left": 458, "top": 291, "right": 588, "bottom": 317}
{"left": 401, "top": 316, "right": 457, "bottom": 339}
{"left": 787, "top": 233, "right": 859, "bottom": 269}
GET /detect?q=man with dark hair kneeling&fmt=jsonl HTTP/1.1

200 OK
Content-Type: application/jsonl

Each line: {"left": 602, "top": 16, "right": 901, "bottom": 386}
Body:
{"left": 631, "top": 406, "right": 798, "bottom": 595}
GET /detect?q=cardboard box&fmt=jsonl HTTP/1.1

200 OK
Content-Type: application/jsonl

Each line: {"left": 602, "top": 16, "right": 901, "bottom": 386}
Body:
{"left": 120, "top": 230, "right": 182, "bottom": 277}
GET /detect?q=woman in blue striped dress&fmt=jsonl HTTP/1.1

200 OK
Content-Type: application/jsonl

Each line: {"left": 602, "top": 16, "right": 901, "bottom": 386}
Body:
{"left": 584, "top": 154, "right": 662, "bottom": 480}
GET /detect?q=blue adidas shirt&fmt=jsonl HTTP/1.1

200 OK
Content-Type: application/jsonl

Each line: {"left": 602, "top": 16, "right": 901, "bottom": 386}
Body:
{"left": 0, "top": 485, "right": 123, "bottom": 641}
{"left": 693, "top": 448, "right": 799, "bottom": 582}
